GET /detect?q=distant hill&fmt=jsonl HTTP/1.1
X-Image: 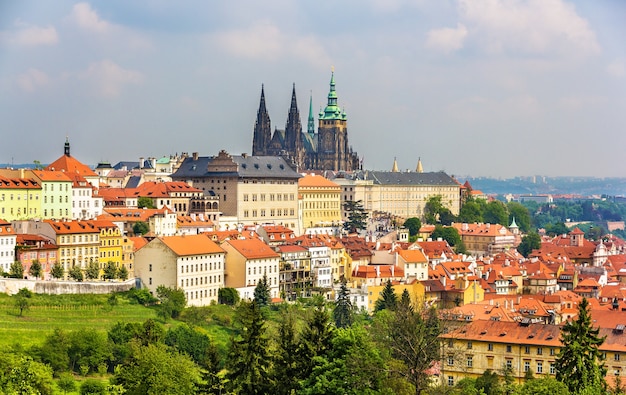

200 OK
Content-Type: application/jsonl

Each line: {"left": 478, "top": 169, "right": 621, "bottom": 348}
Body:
{"left": 466, "top": 176, "right": 626, "bottom": 197}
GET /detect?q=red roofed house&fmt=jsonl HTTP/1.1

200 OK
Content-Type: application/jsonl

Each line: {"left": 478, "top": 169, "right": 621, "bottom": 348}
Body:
{"left": 46, "top": 138, "right": 100, "bottom": 188}
{"left": 451, "top": 222, "right": 518, "bottom": 256}
{"left": 222, "top": 238, "right": 280, "bottom": 300}
{"left": 15, "top": 234, "right": 58, "bottom": 280}
{"left": 134, "top": 234, "right": 225, "bottom": 306}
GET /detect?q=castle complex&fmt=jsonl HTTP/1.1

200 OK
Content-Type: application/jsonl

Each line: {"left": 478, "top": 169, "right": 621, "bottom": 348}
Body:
{"left": 252, "top": 71, "right": 361, "bottom": 172}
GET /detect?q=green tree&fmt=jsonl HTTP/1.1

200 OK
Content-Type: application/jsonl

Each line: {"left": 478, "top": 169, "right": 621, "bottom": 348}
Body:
{"left": 103, "top": 261, "right": 118, "bottom": 280}
{"left": 507, "top": 202, "right": 531, "bottom": 233}
{"left": 226, "top": 300, "right": 274, "bottom": 394}
{"left": 164, "top": 323, "right": 219, "bottom": 370}
{"left": 69, "top": 265, "right": 84, "bottom": 281}
{"left": 424, "top": 195, "right": 445, "bottom": 224}
{"left": 137, "top": 196, "right": 155, "bottom": 209}
{"left": 80, "top": 379, "right": 107, "bottom": 395}
{"left": 475, "top": 369, "right": 503, "bottom": 395}
{"left": 372, "top": 302, "right": 442, "bottom": 395}
{"left": 14, "top": 287, "right": 32, "bottom": 317}
{"left": 218, "top": 287, "right": 240, "bottom": 305}
{"left": 375, "top": 280, "right": 398, "bottom": 312}
{"left": 0, "top": 353, "right": 54, "bottom": 395}
{"left": 544, "top": 222, "right": 570, "bottom": 237}
{"left": 404, "top": 217, "right": 422, "bottom": 237}
{"left": 132, "top": 221, "right": 150, "bottom": 235}
{"left": 37, "top": 328, "right": 71, "bottom": 373}
{"left": 459, "top": 199, "right": 485, "bottom": 224}
{"left": 555, "top": 297, "right": 607, "bottom": 394}
{"left": 273, "top": 305, "right": 301, "bottom": 395}
{"left": 113, "top": 343, "right": 202, "bottom": 395}
{"left": 51, "top": 262, "right": 65, "bottom": 279}
{"left": 431, "top": 225, "right": 466, "bottom": 254}
{"left": 68, "top": 329, "right": 112, "bottom": 375}
{"left": 29, "top": 259, "right": 43, "bottom": 279}
{"left": 483, "top": 200, "right": 509, "bottom": 225}
{"left": 85, "top": 260, "right": 100, "bottom": 280}
{"left": 517, "top": 377, "right": 569, "bottom": 395}
{"left": 253, "top": 274, "right": 271, "bottom": 306}
{"left": 343, "top": 200, "right": 369, "bottom": 234}
{"left": 9, "top": 260, "right": 24, "bottom": 278}
{"left": 156, "top": 286, "right": 186, "bottom": 320}
{"left": 57, "top": 372, "right": 77, "bottom": 394}
{"left": 333, "top": 279, "right": 353, "bottom": 328}
{"left": 297, "top": 296, "right": 335, "bottom": 380}
{"left": 517, "top": 232, "right": 541, "bottom": 258}
{"left": 118, "top": 265, "right": 129, "bottom": 280}
{"left": 398, "top": 288, "right": 413, "bottom": 314}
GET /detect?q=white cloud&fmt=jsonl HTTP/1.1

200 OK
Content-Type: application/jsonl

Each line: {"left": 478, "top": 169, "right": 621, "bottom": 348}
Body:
{"left": 558, "top": 95, "right": 607, "bottom": 110}
{"left": 213, "top": 21, "right": 331, "bottom": 67}
{"left": 79, "top": 60, "right": 144, "bottom": 97}
{"left": 457, "top": 0, "right": 600, "bottom": 56}
{"left": 1, "top": 21, "right": 58, "bottom": 46}
{"left": 70, "top": 2, "right": 111, "bottom": 33}
{"left": 425, "top": 23, "right": 467, "bottom": 54}
{"left": 16, "top": 68, "right": 50, "bottom": 92}
{"left": 607, "top": 59, "right": 625, "bottom": 78}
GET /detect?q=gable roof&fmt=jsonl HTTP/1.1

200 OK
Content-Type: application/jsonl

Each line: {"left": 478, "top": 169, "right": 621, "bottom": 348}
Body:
{"left": 159, "top": 234, "right": 224, "bottom": 256}
{"left": 224, "top": 238, "right": 279, "bottom": 259}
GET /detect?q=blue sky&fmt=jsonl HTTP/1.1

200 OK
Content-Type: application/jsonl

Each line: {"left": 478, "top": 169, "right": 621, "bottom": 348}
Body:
{"left": 0, "top": 1, "right": 625, "bottom": 178}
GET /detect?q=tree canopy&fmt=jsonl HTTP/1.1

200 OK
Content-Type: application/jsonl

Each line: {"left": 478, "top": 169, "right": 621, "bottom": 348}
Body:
{"left": 343, "top": 200, "right": 368, "bottom": 234}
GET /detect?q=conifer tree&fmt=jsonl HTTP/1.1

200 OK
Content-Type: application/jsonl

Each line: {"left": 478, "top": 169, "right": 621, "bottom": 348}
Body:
{"left": 375, "top": 280, "right": 397, "bottom": 312}
{"left": 226, "top": 300, "right": 273, "bottom": 394}
{"left": 555, "top": 297, "right": 607, "bottom": 394}
{"left": 297, "top": 296, "right": 335, "bottom": 379}
{"left": 273, "top": 306, "right": 300, "bottom": 395}
{"left": 253, "top": 274, "right": 271, "bottom": 307}
{"left": 333, "top": 279, "right": 353, "bottom": 328}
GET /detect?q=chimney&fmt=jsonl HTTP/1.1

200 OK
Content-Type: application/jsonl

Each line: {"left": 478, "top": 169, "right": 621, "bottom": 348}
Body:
{"left": 139, "top": 157, "right": 144, "bottom": 169}
{"left": 192, "top": 152, "right": 199, "bottom": 161}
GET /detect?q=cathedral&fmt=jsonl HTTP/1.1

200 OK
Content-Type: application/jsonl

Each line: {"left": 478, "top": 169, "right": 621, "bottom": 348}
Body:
{"left": 252, "top": 72, "right": 361, "bottom": 172}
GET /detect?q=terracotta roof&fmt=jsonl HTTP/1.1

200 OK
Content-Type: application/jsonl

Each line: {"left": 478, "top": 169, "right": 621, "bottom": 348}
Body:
{"left": 44, "top": 219, "right": 100, "bottom": 234}
{"left": 298, "top": 173, "right": 340, "bottom": 188}
{"left": 128, "top": 236, "right": 148, "bottom": 251}
{"left": 46, "top": 154, "right": 97, "bottom": 177}
{"left": 225, "top": 238, "right": 279, "bottom": 260}
{"left": 440, "top": 320, "right": 562, "bottom": 347}
{"left": 31, "top": 170, "right": 72, "bottom": 182}
{"left": 0, "top": 175, "right": 40, "bottom": 189}
{"left": 159, "top": 234, "right": 224, "bottom": 256}
{"left": 397, "top": 248, "right": 428, "bottom": 263}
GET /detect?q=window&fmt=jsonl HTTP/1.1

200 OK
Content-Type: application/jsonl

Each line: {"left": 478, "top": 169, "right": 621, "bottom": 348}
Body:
{"left": 447, "top": 376, "right": 454, "bottom": 386}
{"left": 506, "top": 359, "right": 512, "bottom": 369}
{"left": 243, "top": 194, "right": 249, "bottom": 201}
{"left": 488, "top": 343, "right": 493, "bottom": 351}
{"left": 467, "top": 341, "right": 472, "bottom": 349}
{"left": 149, "top": 264, "right": 152, "bottom": 272}
{"left": 524, "top": 361, "right": 530, "bottom": 372}
{"left": 550, "top": 363, "right": 556, "bottom": 375}
{"left": 447, "top": 355, "right": 454, "bottom": 366}
{"left": 537, "top": 347, "right": 543, "bottom": 355}
{"left": 466, "top": 356, "right": 473, "bottom": 368}
{"left": 550, "top": 348, "right": 555, "bottom": 356}
{"left": 616, "top": 353, "right": 621, "bottom": 362}
{"left": 524, "top": 346, "right": 530, "bottom": 354}
{"left": 536, "top": 361, "right": 543, "bottom": 374}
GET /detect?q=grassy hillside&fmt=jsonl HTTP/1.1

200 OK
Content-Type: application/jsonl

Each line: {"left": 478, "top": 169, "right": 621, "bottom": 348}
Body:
{"left": 0, "top": 292, "right": 159, "bottom": 349}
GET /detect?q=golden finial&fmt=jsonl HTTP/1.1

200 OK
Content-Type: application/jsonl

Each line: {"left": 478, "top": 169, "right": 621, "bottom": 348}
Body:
{"left": 331, "top": 65, "right": 334, "bottom": 73}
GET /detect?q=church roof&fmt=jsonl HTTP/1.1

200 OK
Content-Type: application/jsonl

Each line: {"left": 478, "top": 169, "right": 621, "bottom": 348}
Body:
{"left": 365, "top": 171, "right": 458, "bottom": 186}
{"left": 46, "top": 154, "right": 97, "bottom": 178}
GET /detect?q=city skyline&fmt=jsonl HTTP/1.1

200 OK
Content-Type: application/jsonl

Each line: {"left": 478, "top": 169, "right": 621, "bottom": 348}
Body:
{"left": 1, "top": 1, "right": 625, "bottom": 178}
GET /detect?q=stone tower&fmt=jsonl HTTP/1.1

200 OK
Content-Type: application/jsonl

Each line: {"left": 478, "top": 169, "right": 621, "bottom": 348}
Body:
{"left": 252, "top": 84, "right": 272, "bottom": 156}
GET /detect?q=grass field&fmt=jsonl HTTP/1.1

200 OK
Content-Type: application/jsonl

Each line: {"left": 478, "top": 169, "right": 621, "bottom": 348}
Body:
{"left": 0, "top": 292, "right": 159, "bottom": 350}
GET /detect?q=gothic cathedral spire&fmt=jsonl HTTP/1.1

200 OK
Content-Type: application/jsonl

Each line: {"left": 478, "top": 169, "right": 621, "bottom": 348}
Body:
{"left": 252, "top": 84, "right": 272, "bottom": 156}
{"left": 307, "top": 91, "right": 315, "bottom": 136}
{"left": 285, "top": 83, "right": 304, "bottom": 165}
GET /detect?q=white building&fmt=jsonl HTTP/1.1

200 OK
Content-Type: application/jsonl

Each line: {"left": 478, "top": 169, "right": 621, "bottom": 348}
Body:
{"left": 0, "top": 219, "right": 16, "bottom": 273}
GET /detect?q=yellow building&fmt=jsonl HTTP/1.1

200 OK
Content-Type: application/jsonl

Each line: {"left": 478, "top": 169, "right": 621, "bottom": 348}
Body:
{"left": 439, "top": 320, "right": 626, "bottom": 387}
{"left": 366, "top": 281, "right": 425, "bottom": 313}
{"left": 120, "top": 236, "right": 135, "bottom": 278}
{"left": 298, "top": 174, "right": 342, "bottom": 231}
{"left": 93, "top": 220, "right": 124, "bottom": 271}
{"left": 0, "top": 174, "right": 41, "bottom": 220}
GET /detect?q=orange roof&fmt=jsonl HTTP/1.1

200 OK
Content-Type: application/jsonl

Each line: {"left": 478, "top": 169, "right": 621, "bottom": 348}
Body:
{"left": 159, "top": 235, "right": 224, "bottom": 256}
{"left": 128, "top": 236, "right": 148, "bottom": 251}
{"left": 0, "top": 219, "right": 16, "bottom": 235}
{"left": 225, "top": 238, "right": 279, "bottom": 260}
{"left": 440, "top": 320, "right": 562, "bottom": 347}
{"left": 451, "top": 222, "right": 513, "bottom": 237}
{"left": 397, "top": 248, "right": 428, "bottom": 263}
{"left": 352, "top": 264, "right": 404, "bottom": 279}
{"left": 99, "top": 207, "right": 173, "bottom": 222}
{"left": 298, "top": 173, "right": 340, "bottom": 188}
{"left": 31, "top": 170, "right": 72, "bottom": 182}
{"left": 46, "top": 154, "right": 97, "bottom": 177}
{"left": 135, "top": 181, "right": 202, "bottom": 198}
{"left": 44, "top": 219, "right": 100, "bottom": 234}
{"left": 0, "top": 175, "right": 40, "bottom": 189}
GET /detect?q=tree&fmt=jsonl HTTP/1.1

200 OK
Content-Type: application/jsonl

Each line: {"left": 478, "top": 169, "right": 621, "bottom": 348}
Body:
{"left": 164, "top": 323, "right": 219, "bottom": 370}
{"left": 333, "top": 279, "right": 353, "bottom": 328}
{"left": 273, "top": 305, "right": 301, "bottom": 395}
{"left": 137, "top": 196, "right": 155, "bottom": 209}
{"left": 218, "top": 287, "right": 240, "bottom": 305}
{"left": 113, "top": 343, "right": 202, "bottom": 395}
{"left": 517, "top": 377, "right": 569, "bottom": 395}
{"left": 132, "top": 221, "right": 150, "bottom": 235}
{"left": 69, "top": 265, "right": 83, "bottom": 281}
{"left": 85, "top": 260, "right": 100, "bottom": 280}
{"left": 507, "top": 202, "right": 531, "bottom": 233}
{"left": 226, "top": 300, "right": 274, "bottom": 394}
{"left": 67, "top": 329, "right": 112, "bottom": 375}
{"left": 297, "top": 296, "right": 335, "bottom": 380}
{"left": 79, "top": 379, "right": 107, "bottom": 395}
{"left": 57, "top": 372, "right": 76, "bottom": 394}
{"left": 398, "top": 288, "right": 413, "bottom": 314}
{"left": 555, "top": 297, "right": 607, "bottom": 394}
{"left": 372, "top": 301, "right": 442, "bottom": 395}
{"left": 118, "top": 265, "right": 129, "bottom": 280}
{"left": 458, "top": 199, "right": 485, "bottom": 224}
{"left": 51, "top": 262, "right": 65, "bottom": 279}
{"left": 375, "top": 280, "right": 398, "bottom": 312}
{"left": 424, "top": 195, "right": 445, "bottom": 224}
{"left": 0, "top": 353, "right": 54, "bottom": 395}
{"left": 9, "top": 260, "right": 24, "bottom": 278}
{"left": 431, "top": 225, "right": 465, "bottom": 254}
{"left": 103, "top": 261, "right": 118, "bottom": 280}
{"left": 517, "top": 232, "right": 541, "bottom": 258}
{"left": 483, "top": 200, "right": 509, "bottom": 225}
{"left": 156, "top": 286, "right": 186, "bottom": 320}
{"left": 14, "top": 287, "right": 32, "bottom": 317}
{"left": 475, "top": 369, "right": 503, "bottom": 395}
{"left": 404, "top": 217, "right": 422, "bottom": 237}
{"left": 343, "top": 200, "right": 368, "bottom": 234}
{"left": 29, "top": 259, "right": 43, "bottom": 279}
{"left": 253, "top": 274, "right": 271, "bottom": 306}
{"left": 544, "top": 222, "right": 570, "bottom": 237}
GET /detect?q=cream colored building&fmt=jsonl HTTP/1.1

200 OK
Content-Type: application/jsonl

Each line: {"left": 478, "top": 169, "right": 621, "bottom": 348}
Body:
{"left": 330, "top": 169, "right": 461, "bottom": 223}
{"left": 298, "top": 173, "right": 342, "bottom": 231}
{"left": 133, "top": 235, "right": 225, "bottom": 306}
{"left": 221, "top": 238, "right": 280, "bottom": 300}
{"left": 172, "top": 150, "right": 301, "bottom": 233}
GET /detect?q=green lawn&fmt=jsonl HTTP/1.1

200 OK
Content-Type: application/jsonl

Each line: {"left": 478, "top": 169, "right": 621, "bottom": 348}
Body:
{"left": 0, "top": 292, "right": 158, "bottom": 350}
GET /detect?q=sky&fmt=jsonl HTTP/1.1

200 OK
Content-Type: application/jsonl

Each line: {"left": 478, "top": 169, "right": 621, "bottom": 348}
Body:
{"left": 0, "top": 0, "right": 625, "bottom": 178}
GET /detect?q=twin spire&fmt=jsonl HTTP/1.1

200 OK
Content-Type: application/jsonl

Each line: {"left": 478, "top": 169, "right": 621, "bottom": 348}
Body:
{"left": 391, "top": 157, "right": 424, "bottom": 173}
